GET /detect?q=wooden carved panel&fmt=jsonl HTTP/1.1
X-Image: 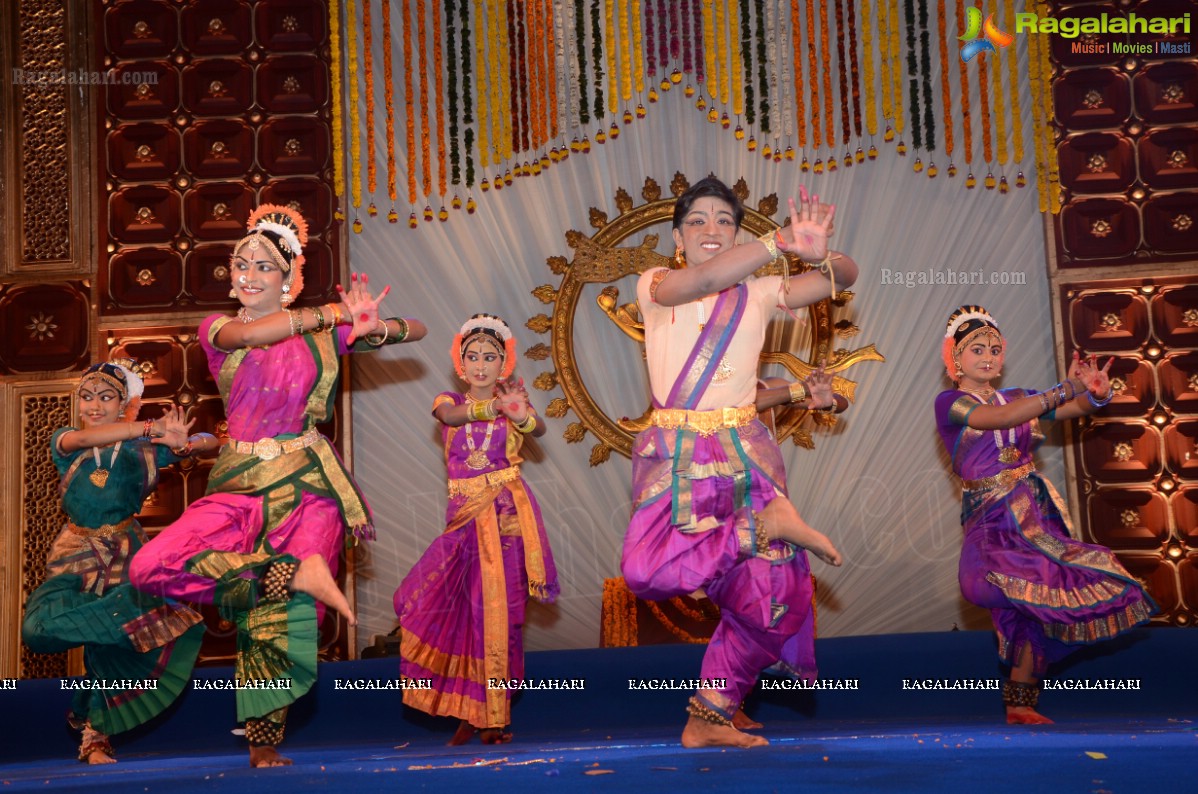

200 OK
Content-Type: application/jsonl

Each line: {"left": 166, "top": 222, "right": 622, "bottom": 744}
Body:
{"left": 0, "top": 283, "right": 91, "bottom": 374}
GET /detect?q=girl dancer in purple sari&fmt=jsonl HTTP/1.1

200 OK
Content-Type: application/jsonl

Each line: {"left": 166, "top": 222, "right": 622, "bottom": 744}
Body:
{"left": 396, "top": 314, "right": 558, "bottom": 745}
{"left": 130, "top": 205, "right": 425, "bottom": 766}
{"left": 934, "top": 306, "right": 1154, "bottom": 724}
{"left": 623, "top": 177, "right": 854, "bottom": 749}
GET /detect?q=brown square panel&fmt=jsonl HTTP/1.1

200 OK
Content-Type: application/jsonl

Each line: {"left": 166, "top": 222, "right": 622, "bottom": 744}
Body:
{"left": 185, "top": 394, "right": 229, "bottom": 434}
{"left": 1058, "top": 198, "right": 1141, "bottom": 260}
{"left": 104, "top": 0, "right": 178, "bottom": 59}
{"left": 1117, "top": 554, "right": 1178, "bottom": 614}
{"left": 259, "top": 178, "right": 333, "bottom": 233}
{"left": 290, "top": 238, "right": 334, "bottom": 304}
{"left": 1164, "top": 421, "right": 1198, "bottom": 480}
{"left": 182, "top": 59, "right": 253, "bottom": 117}
{"left": 1142, "top": 193, "right": 1198, "bottom": 255}
{"left": 186, "top": 243, "right": 238, "bottom": 305}
{"left": 1134, "top": 61, "right": 1198, "bottom": 126}
{"left": 1179, "top": 554, "right": 1198, "bottom": 616}
{"left": 1087, "top": 487, "right": 1169, "bottom": 549}
{"left": 1058, "top": 132, "right": 1136, "bottom": 194}
{"left": 1098, "top": 356, "right": 1156, "bottom": 418}
{"left": 1138, "top": 128, "right": 1198, "bottom": 190}
{"left": 183, "top": 120, "right": 254, "bottom": 179}
{"left": 1049, "top": 3, "right": 1121, "bottom": 67}
{"left": 182, "top": 461, "right": 214, "bottom": 509}
{"left": 255, "top": 0, "right": 328, "bottom": 52}
{"left": 107, "top": 122, "right": 182, "bottom": 181}
{"left": 106, "top": 61, "right": 179, "bottom": 119}
{"left": 257, "top": 54, "right": 328, "bottom": 114}
{"left": 259, "top": 116, "right": 330, "bottom": 175}
{"left": 1174, "top": 487, "right": 1198, "bottom": 546}
{"left": 107, "top": 247, "right": 184, "bottom": 308}
{"left": 107, "top": 335, "right": 185, "bottom": 399}
{"left": 1079, "top": 421, "right": 1161, "bottom": 483}
{"left": 1053, "top": 67, "right": 1132, "bottom": 130}
{"left": 110, "top": 185, "right": 182, "bottom": 243}
{"left": 184, "top": 182, "right": 254, "bottom": 240}
{"left": 1151, "top": 283, "right": 1198, "bottom": 349}
{"left": 186, "top": 346, "right": 222, "bottom": 397}
{"left": 181, "top": 0, "right": 253, "bottom": 56}
{"left": 1160, "top": 352, "right": 1198, "bottom": 415}
{"left": 1069, "top": 290, "right": 1150, "bottom": 351}
{"left": 0, "top": 283, "right": 90, "bottom": 374}
{"left": 135, "top": 459, "right": 185, "bottom": 529}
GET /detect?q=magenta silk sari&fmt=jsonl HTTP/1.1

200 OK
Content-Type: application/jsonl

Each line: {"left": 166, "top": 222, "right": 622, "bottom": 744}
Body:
{"left": 936, "top": 388, "right": 1154, "bottom": 675}
{"left": 622, "top": 283, "right": 817, "bottom": 721}
{"left": 395, "top": 392, "right": 558, "bottom": 729}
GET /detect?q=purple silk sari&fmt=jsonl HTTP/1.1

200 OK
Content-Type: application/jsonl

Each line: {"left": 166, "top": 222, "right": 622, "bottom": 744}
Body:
{"left": 395, "top": 392, "right": 558, "bottom": 729}
{"left": 936, "top": 388, "right": 1154, "bottom": 675}
{"left": 622, "top": 284, "right": 817, "bottom": 719}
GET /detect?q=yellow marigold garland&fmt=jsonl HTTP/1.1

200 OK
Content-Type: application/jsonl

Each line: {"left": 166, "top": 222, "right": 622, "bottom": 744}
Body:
{"left": 363, "top": 0, "right": 375, "bottom": 200}
{"left": 716, "top": 0, "right": 728, "bottom": 106}
{"left": 806, "top": 0, "right": 820, "bottom": 149}
{"left": 1004, "top": 0, "right": 1024, "bottom": 170}
{"left": 889, "top": 0, "right": 903, "bottom": 137}
{"left": 1027, "top": 8, "right": 1045, "bottom": 209}
{"left": 329, "top": 0, "right": 345, "bottom": 203}
{"left": 730, "top": 0, "right": 744, "bottom": 116}
{"left": 619, "top": 0, "right": 632, "bottom": 104}
{"left": 606, "top": 0, "right": 618, "bottom": 115}
{"left": 1036, "top": 0, "right": 1059, "bottom": 212}
{"left": 703, "top": 0, "right": 716, "bottom": 101}
{"left": 476, "top": 0, "right": 490, "bottom": 170}
{"left": 632, "top": 0, "right": 644, "bottom": 97}
{"left": 347, "top": 0, "right": 361, "bottom": 210}
{"left": 418, "top": 0, "right": 431, "bottom": 199}
{"left": 790, "top": 0, "right": 805, "bottom": 148}
{"left": 878, "top": 0, "right": 892, "bottom": 126}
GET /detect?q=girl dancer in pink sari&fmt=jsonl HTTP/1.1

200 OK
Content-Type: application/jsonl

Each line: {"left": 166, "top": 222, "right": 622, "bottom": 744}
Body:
{"left": 623, "top": 177, "right": 854, "bottom": 748}
{"left": 396, "top": 314, "right": 558, "bottom": 745}
{"left": 130, "top": 205, "right": 425, "bottom": 766}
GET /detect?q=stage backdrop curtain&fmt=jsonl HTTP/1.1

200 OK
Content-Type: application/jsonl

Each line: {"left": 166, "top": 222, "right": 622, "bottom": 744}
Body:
{"left": 345, "top": 24, "right": 1063, "bottom": 654}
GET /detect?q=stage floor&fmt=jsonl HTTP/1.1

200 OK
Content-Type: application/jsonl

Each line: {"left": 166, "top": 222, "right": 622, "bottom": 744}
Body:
{"left": 0, "top": 716, "right": 1192, "bottom": 793}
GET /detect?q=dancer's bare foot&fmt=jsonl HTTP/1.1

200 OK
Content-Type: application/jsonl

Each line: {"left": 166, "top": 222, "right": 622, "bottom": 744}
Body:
{"left": 681, "top": 716, "right": 768, "bottom": 748}
{"left": 732, "top": 708, "right": 763, "bottom": 731}
{"left": 479, "top": 728, "right": 513, "bottom": 744}
{"left": 448, "top": 720, "right": 476, "bottom": 745}
{"left": 249, "top": 746, "right": 292, "bottom": 767}
{"left": 291, "top": 555, "right": 356, "bottom": 625}
{"left": 1006, "top": 706, "right": 1054, "bottom": 725}
{"left": 760, "top": 498, "right": 843, "bottom": 566}
{"left": 83, "top": 747, "right": 116, "bottom": 765}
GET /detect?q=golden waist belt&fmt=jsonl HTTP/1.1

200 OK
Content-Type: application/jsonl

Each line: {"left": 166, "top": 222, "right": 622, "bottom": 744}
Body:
{"left": 231, "top": 428, "right": 320, "bottom": 461}
{"left": 963, "top": 460, "right": 1036, "bottom": 492}
{"left": 67, "top": 517, "right": 134, "bottom": 539}
{"left": 650, "top": 405, "right": 758, "bottom": 436}
{"left": 448, "top": 465, "right": 521, "bottom": 498}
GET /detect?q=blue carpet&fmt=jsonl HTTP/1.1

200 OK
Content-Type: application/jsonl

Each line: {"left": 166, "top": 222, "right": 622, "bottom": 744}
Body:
{"left": 3, "top": 630, "right": 1194, "bottom": 791}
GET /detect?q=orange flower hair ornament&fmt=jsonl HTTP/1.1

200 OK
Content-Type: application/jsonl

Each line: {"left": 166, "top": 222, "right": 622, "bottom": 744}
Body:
{"left": 942, "top": 305, "right": 1005, "bottom": 381}
{"left": 238, "top": 204, "right": 310, "bottom": 305}
{"left": 452, "top": 313, "right": 518, "bottom": 381}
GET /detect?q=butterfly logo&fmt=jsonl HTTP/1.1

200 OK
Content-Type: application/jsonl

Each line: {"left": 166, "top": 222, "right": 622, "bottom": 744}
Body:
{"left": 959, "top": 7, "right": 1015, "bottom": 62}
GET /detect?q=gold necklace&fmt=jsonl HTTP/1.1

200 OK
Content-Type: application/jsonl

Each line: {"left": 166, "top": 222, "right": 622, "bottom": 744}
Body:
{"left": 89, "top": 441, "right": 122, "bottom": 488}
{"left": 695, "top": 298, "right": 735, "bottom": 383}
{"left": 463, "top": 395, "right": 495, "bottom": 470}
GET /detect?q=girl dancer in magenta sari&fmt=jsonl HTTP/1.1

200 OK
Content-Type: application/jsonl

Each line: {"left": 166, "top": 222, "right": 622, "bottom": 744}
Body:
{"left": 934, "top": 306, "right": 1154, "bottom": 724}
{"left": 623, "top": 177, "right": 854, "bottom": 749}
{"left": 130, "top": 205, "right": 426, "bottom": 767}
{"left": 23, "top": 361, "right": 214, "bottom": 763}
{"left": 396, "top": 314, "right": 558, "bottom": 745}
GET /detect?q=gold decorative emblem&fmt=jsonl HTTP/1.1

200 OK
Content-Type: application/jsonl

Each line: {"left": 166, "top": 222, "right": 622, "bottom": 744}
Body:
{"left": 26, "top": 311, "right": 58, "bottom": 341}
{"left": 210, "top": 140, "right": 229, "bottom": 158}
{"left": 212, "top": 202, "right": 232, "bottom": 221}
{"left": 1086, "top": 153, "right": 1107, "bottom": 173}
{"left": 214, "top": 264, "right": 229, "bottom": 281}
{"left": 284, "top": 138, "right": 303, "bottom": 156}
{"left": 208, "top": 80, "right": 227, "bottom": 98}
{"left": 999, "top": 447, "right": 1021, "bottom": 464}
{"left": 282, "top": 15, "right": 300, "bottom": 33}
{"left": 1166, "top": 150, "right": 1189, "bottom": 169}
{"left": 1120, "top": 509, "right": 1139, "bottom": 528}
{"left": 1174, "top": 214, "right": 1193, "bottom": 232}
{"left": 135, "top": 144, "right": 153, "bottom": 162}
{"left": 1161, "top": 83, "right": 1183, "bottom": 104}
{"left": 282, "top": 75, "right": 301, "bottom": 95}
{"left": 208, "top": 17, "right": 227, "bottom": 36}
{"left": 135, "top": 206, "right": 156, "bottom": 225}
{"left": 1090, "top": 219, "right": 1112, "bottom": 238}
{"left": 135, "top": 268, "right": 156, "bottom": 286}
{"left": 1100, "top": 312, "right": 1123, "bottom": 332}
{"left": 132, "top": 20, "right": 150, "bottom": 38}
{"left": 1109, "top": 376, "right": 1127, "bottom": 395}
{"left": 1112, "top": 442, "right": 1135, "bottom": 462}
{"left": 135, "top": 83, "right": 153, "bottom": 99}
{"left": 90, "top": 469, "right": 110, "bottom": 488}
{"left": 1182, "top": 308, "right": 1198, "bottom": 328}
{"left": 525, "top": 174, "right": 883, "bottom": 464}
{"left": 286, "top": 200, "right": 303, "bottom": 213}
{"left": 1188, "top": 373, "right": 1198, "bottom": 392}
{"left": 1082, "top": 89, "right": 1104, "bottom": 109}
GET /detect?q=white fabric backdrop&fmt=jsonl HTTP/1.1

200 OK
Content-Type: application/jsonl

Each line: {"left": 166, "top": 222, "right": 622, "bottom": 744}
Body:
{"left": 342, "top": 22, "right": 1068, "bottom": 653}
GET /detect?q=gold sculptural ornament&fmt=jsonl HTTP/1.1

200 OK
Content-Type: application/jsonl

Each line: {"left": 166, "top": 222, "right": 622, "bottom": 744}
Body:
{"left": 525, "top": 174, "right": 885, "bottom": 466}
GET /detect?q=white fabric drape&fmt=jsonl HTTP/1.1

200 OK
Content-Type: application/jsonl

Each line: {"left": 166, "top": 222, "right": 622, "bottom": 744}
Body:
{"left": 345, "top": 18, "right": 1067, "bottom": 653}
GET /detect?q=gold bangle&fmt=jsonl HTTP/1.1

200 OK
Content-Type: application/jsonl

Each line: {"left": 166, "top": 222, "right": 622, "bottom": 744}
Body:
{"left": 287, "top": 309, "right": 303, "bottom": 337}
{"left": 513, "top": 413, "right": 537, "bottom": 434}
{"left": 313, "top": 305, "right": 327, "bottom": 333}
{"left": 469, "top": 399, "right": 497, "bottom": 422}
{"left": 787, "top": 381, "right": 809, "bottom": 404}
{"left": 329, "top": 303, "right": 343, "bottom": 326}
{"left": 758, "top": 231, "right": 780, "bottom": 261}
{"left": 393, "top": 316, "right": 409, "bottom": 342}
{"left": 364, "top": 319, "right": 388, "bottom": 347}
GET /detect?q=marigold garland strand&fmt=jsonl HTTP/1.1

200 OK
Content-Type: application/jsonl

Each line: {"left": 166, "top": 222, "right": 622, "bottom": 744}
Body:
{"left": 1036, "top": 0, "right": 1060, "bottom": 212}
{"left": 432, "top": 0, "right": 447, "bottom": 198}
{"left": 845, "top": 0, "right": 862, "bottom": 139}
{"left": 383, "top": 0, "right": 398, "bottom": 204}
{"left": 631, "top": 0, "right": 644, "bottom": 96}
{"left": 646, "top": 0, "right": 657, "bottom": 76}
{"left": 904, "top": 0, "right": 921, "bottom": 150}
{"left": 835, "top": 0, "right": 851, "bottom": 145}
{"left": 976, "top": 11, "right": 993, "bottom": 165}
{"left": 363, "top": 0, "right": 375, "bottom": 199}
{"left": 619, "top": 0, "right": 633, "bottom": 104}
{"left": 605, "top": 0, "right": 617, "bottom": 116}
{"left": 402, "top": 0, "right": 417, "bottom": 203}
{"left": 878, "top": 0, "right": 893, "bottom": 125}
{"left": 862, "top": 0, "right": 877, "bottom": 136}
{"left": 991, "top": 0, "right": 1007, "bottom": 167}
{"left": 329, "top": 0, "right": 345, "bottom": 202}
{"left": 889, "top": 0, "right": 904, "bottom": 136}
{"left": 575, "top": 0, "right": 589, "bottom": 126}
{"left": 497, "top": 0, "right": 512, "bottom": 162}
{"left": 805, "top": 0, "right": 819, "bottom": 149}
{"left": 1004, "top": 0, "right": 1024, "bottom": 169}
{"left": 461, "top": 0, "right": 474, "bottom": 188}
{"left": 702, "top": 0, "right": 716, "bottom": 100}
{"left": 773, "top": 0, "right": 788, "bottom": 141}
{"left": 475, "top": 0, "right": 489, "bottom": 170}
{"left": 716, "top": 0, "right": 729, "bottom": 107}
{"left": 547, "top": 0, "right": 560, "bottom": 140}
{"left": 730, "top": 0, "right": 744, "bottom": 115}
{"left": 956, "top": 0, "right": 972, "bottom": 164}
{"left": 819, "top": 1, "right": 833, "bottom": 146}
{"left": 507, "top": 0, "right": 523, "bottom": 154}
{"left": 1027, "top": 8, "right": 1045, "bottom": 208}
{"left": 937, "top": 0, "right": 952, "bottom": 163}
{"left": 347, "top": 0, "right": 361, "bottom": 209}
{"left": 417, "top": 0, "right": 432, "bottom": 197}
{"left": 739, "top": 0, "right": 753, "bottom": 123}
{"left": 754, "top": 0, "right": 768, "bottom": 129}
{"left": 918, "top": 0, "right": 934, "bottom": 151}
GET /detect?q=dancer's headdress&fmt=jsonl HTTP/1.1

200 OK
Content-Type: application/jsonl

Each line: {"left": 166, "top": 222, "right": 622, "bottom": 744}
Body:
{"left": 941, "top": 305, "right": 1004, "bottom": 380}
{"left": 78, "top": 357, "right": 145, "bottom": 420}
{"left": 236, "top": 204, "right": 310, "bottom": 305}
{"left": 452, "top": 314, "right": 517, "bottom": 380}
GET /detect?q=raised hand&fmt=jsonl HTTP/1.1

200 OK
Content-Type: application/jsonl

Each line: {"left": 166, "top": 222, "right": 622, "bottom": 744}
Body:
{"left": 337, "top": 271, "right": 392, "bottom": 345}
{"left": 155, "top": 405, "right": 195, "bottom": 449}
{"left": 1075, "top": 354, "right": 1113, "bottom": 399}
{"left": 494, "top": 378, "right": 530, "bottom": 423}
{"left": 776, "top": 186, "right": 836, "bottom": 262}
{"left": 804, "top": 363, "right": 835, "bottom": 410}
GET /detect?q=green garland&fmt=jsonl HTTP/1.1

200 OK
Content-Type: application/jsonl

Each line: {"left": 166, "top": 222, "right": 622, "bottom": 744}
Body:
{"left": 576, "top": 0, "right": 589, "bottom": 125}
{"left": 591, "top": 0, "right": 604, "bottom": 122}
{"left": 904, "top": 0, "right": 922, "bottom": 149}
{"left": 918, "top": 0, "right": 935, "bottom": 150}
{"left": 739, "top": 0, "right": 754, "bottom": 125}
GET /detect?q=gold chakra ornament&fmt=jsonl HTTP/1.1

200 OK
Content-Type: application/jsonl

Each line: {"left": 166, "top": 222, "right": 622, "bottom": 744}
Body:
{"left": 526, "top": 174, "right": 884, "bottom": 466}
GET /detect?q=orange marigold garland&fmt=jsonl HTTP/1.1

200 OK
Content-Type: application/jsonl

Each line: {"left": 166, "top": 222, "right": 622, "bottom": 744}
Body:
{"left": 956, "top": 0, "right": 972, "bottom": 173}
{"left": 790, "top": 0, "right": 805, "bottom": 149}
{"left": 383, "top": 0, "right": 397, "bottom": 207}
{"left": 402, "top": 0, "right": 417, "bottom": 205}
{"left": 347, "top": 0, "right": 361, "bottom": 212}
{"left": 1036, "top": 0, "right": 1060, "bottom": 212}
{"left": 363, "top": 0, "right": 376, "bottom": 208}
{"left": 937, "top": 0, "right": 953, "bottom": 171}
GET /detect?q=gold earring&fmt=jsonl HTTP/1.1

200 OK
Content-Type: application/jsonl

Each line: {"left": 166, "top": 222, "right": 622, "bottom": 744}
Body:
{"left": 674, "top": 246, "right": 686, "bottom": 268}
{"left": 229, "top": 287, "right": 237, "bottom": 298}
